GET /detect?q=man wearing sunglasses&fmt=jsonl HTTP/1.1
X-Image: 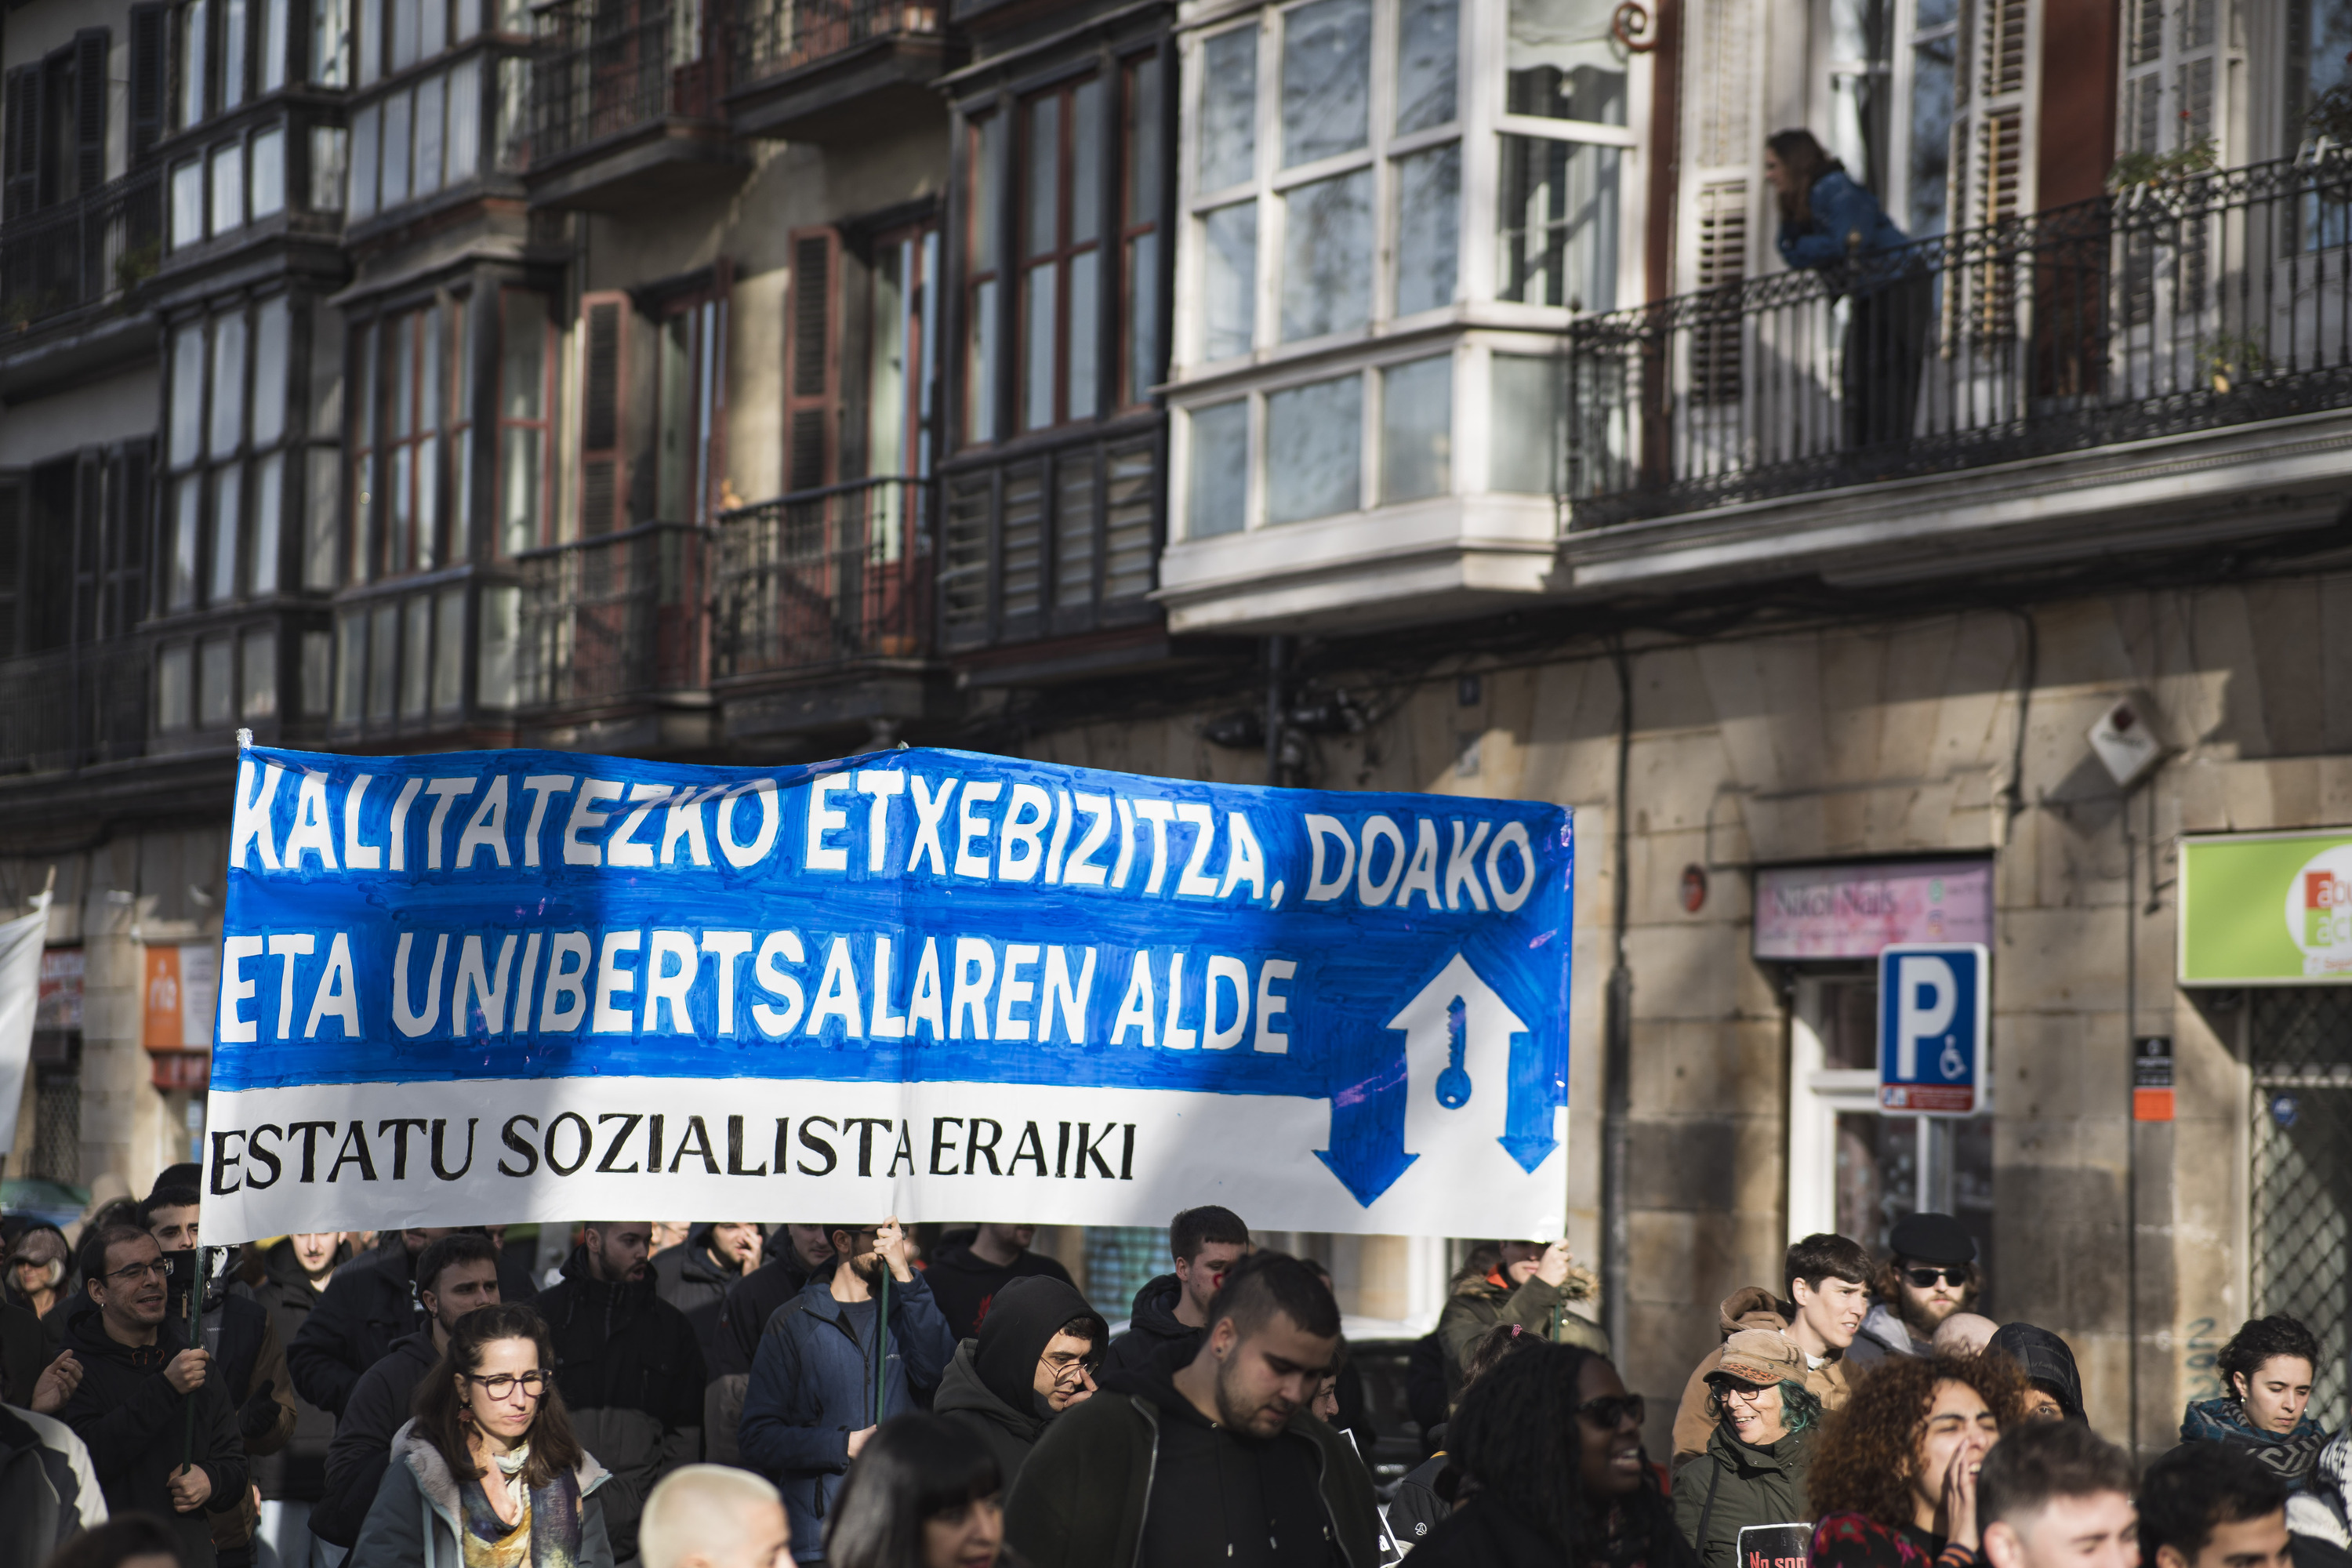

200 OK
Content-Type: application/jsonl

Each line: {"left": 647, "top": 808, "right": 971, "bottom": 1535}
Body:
{"left": 57, "top": 1222, "right": 249, "bottom": 1568}
{"left": 1849, "top": 1212, "right": 1983, "bottom": 1369}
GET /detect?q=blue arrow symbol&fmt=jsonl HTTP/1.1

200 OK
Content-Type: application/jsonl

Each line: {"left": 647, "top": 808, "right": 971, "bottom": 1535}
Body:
{"left": 1497, "top": 1014, "right": 1560, "bottom": 1174}
{"left": 1315, "top": 1030, "right": 1418, "bottom": 1207}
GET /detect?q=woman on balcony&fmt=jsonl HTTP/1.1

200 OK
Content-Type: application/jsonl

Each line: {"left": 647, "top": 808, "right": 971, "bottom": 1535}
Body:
{"left": 1766, "top": 129, "right": 1930, "bottom": 459}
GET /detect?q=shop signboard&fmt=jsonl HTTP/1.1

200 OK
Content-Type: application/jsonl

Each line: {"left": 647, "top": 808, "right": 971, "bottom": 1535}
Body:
{"left": 1754, "top": 860, "right": 1993, "bottom": 961}
{"left": 2179, "top": 829, "right": 2352, "bottom": 985}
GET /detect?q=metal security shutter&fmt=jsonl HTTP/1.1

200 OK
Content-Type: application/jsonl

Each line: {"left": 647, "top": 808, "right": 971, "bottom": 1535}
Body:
{"left": 579, "top": 292, "right": 629, "bottom": 537}
{"left": 3, "top": 67, "right": 41, "bottom": 220}
{"left": 2250, "top": 988, "right": 2352, "bottom": 1431}
{"left": 129, "top": 5, "right": 168, "bottom": 166}
{"left": 74, "top": 30, "right": 107, "bottom": 194}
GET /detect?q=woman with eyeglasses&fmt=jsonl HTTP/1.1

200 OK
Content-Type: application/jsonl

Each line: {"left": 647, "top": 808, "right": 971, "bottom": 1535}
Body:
{"left": 1807, "top": 1352, "right": 2027, "bottom": 1568}
{"left": 350, "top": 1301, "right": 615, "bottom": 1568}
{"left": 1849, "top": 1215, "right": 1982, "bottom": 1369}
{"left": 1407, "top": 1340, "right": 1698, "bottom": 1568}
{"left": 824, "top": 1414, "right": 1011, "bottom": 1568}
{"left": 1672, "top": 1330, "right": 1823, "bottom": 1568}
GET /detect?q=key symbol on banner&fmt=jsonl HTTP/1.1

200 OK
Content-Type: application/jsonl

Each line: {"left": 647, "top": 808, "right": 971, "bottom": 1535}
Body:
{"left": 1436, "top": 996, "right": 1472, "bottom": 1108}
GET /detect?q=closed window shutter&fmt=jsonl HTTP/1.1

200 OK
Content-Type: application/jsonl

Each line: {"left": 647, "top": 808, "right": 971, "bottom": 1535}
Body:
{"left": 785, "top": 227, "right": 839, "bottom": 494}
{"left": 129, "top": 5, "right": 167, "bottom": 166}
{"left": 579, "top": 292, "right": 629, "bottom": 537}
{"left": 0, "top": 473, "right": 24, "bottom": 657}
{"left": 4, "top": 67, "right": 42, "bottom": 220}
{"left": 74, "top": 30, "right": 107, "bottom": 194}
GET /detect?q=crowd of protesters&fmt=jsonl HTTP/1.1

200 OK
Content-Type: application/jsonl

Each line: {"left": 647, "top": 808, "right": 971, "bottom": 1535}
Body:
{"left": 0, "top": 1185, "right": 2339, "bottom": 1568}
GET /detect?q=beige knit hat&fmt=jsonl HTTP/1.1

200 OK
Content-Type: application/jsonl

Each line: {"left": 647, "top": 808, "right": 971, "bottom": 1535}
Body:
{"left": 1709, "top": 1328, "right": 1804, "bottom": 1388}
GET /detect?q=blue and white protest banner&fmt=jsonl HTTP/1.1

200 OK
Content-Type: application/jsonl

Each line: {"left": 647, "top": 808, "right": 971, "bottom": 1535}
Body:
{"left": 201, "top": 742, "right": 1574, "bottom": 1238}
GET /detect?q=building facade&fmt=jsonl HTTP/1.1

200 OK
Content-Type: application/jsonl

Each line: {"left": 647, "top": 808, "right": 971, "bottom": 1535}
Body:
{"left": 6, "top": 0, "right": 2352, "bottom": 1458}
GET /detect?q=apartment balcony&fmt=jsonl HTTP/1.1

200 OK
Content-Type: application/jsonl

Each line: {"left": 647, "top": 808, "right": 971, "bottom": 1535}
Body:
{"left": 514, "top": 521, "right": 716, "bottom": 753}
{"left": 0, "top": 166, "right": 163, "bottom": 387}
{"left": 528, "top": 0, "right": 745, "bottom": 212}
{"left": 714, "top": 477, "right": 950, "bottom": 743}
{"left": 727, "top": 0, "right": 950, "bottom": 143}
{"left": 1559, "top": 148, "right": 2352, "bottom": 598}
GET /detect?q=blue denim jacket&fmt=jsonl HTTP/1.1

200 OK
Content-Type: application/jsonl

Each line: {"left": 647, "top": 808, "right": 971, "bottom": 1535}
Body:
{"left": 1777, "top": 169, "right": 1911, "bottom": 273}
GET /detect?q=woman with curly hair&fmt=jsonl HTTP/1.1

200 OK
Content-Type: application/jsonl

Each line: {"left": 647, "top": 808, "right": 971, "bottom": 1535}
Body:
{"left": 2181, "top": 1316, "right": 2328, "bottom": 1494}
{"left": 1808, "top": 1352, "right": 2027, "bottom": 1568}
{"left": 1674, "top": 1330, "right": 1824, "bottom": 1568}
{"left": 1410, "top": 1339, "right": 1699, "bottom": 1568}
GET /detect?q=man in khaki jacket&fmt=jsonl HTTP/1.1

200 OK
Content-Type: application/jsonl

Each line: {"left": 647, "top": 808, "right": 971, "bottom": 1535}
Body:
{"left": 1671, "top": 1232, "right": 1873, "bottom": 1467}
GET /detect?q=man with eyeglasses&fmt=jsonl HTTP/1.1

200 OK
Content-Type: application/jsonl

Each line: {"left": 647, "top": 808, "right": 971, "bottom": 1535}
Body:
{"left": 57, "top": 1221, "right": 249, "bottom": 1568}
{"left": 937, "top": 1274, "right": 1105, "bottom": 1488}
{"left": 310, "top": 1231, "right": 503, "bottom": 1553}
{"left": 1849, "top": 1212, "right": 1984, "bottom": 1369}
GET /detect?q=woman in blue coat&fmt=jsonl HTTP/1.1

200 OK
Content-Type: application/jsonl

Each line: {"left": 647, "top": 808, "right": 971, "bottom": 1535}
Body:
{"left": 1766, "top": 129, "right": 1930, "bottom": 454}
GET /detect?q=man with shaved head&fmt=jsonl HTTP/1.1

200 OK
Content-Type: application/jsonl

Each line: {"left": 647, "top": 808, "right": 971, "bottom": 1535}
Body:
{"left": 641, "top": 1465, "right": 791, "bottom": 1568}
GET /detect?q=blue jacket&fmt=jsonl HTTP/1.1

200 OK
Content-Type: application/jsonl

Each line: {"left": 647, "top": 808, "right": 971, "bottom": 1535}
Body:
{"left": 1777, "top": 169, "right": 1911, "bottom": 274}
{"left": 739, "top": 1267, "right": 956, "bottom": 1559}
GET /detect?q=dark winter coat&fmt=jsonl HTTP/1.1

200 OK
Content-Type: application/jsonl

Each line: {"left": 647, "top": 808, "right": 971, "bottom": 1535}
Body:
{"left": 249, "top": 1240, "right": 343, "bottom": 1501}
{"left": 1671, "top": 1419, "right": 1816, "bottom": 1568}
{"left": 534, "top": 1247, "right": 707, "bottom": 1563}
{"left": 1436, "top": 1271, "right": 1609, "bottom": 1410}
{"left": 935, "top": 1274, "right": 1102, "bottom": 1488}
{"left": 2, "top": 1298, "right": 45, "bottom": 1408}
{"left": 1387, "top": 1451, "right": 1461, "bottom": 1550}
{"left": 924, "top": 1240, "right": 1076, "bottom": 1343}
{"left": 0, "top": 1402, "right": 107, "bottom": 1566}
{"left": 1417, "top": 1487, "right": 1701, "bottom": 1568}
{"left": 287, "top": 1241, "right": 425, "bottom": 1417}
{"left": 1844, "top": 1304, "right": 1927, "bottom": 1370}
{"left": 57, "top": 1298, "right": 248, "bottom": 1568}
{"left": 1099, "top": 1274, "right": 1197, "bottom": 1382}
{"left": 739, "top": 1264, "right": 956, "bottom": 1560}
{"left": 651, "top": 1225, "right": 753, "bottom": 1372}
{"left": 310, "top": 1329, "right": 437, "bottom": 1549}
{"left": 702, "top": 1249, "right": 823, "bottom": 1465}
{"left": 1003, "top": 1339, "right": 1382, "bottom": 1568}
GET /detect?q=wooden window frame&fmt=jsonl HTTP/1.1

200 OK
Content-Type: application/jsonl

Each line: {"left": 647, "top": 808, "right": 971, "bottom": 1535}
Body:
{"left": 962, "top": 110, "right": 1004, "bottom": 447}
{"left": 783, "top": 230, "right": 840, "bottom": 494}
{"left": 1017, "top": 73, "right": 1105, "bottom": 434}
{"left": 495, "top": 285, "right": 556, "bottom": 556}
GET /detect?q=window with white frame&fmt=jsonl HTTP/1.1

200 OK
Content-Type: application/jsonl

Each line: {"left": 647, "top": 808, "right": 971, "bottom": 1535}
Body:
{"left": 1497, "top": 0, "right": 1630, "bottom": 307}
{"left": 1825, "top": 0, "right": 1959, "bottom": 241}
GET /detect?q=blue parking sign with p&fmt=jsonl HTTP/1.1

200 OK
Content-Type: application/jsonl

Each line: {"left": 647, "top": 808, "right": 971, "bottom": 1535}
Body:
{"left": 1878, "top": 942, "right": 1987, "bottom": 1116}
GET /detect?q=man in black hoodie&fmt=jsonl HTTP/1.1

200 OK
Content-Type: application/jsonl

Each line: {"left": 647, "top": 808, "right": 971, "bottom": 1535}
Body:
{"left": 926, "top": 1225, "right": 1076, "bottom": 1342}
{"left": 1007, "top": 1250, "right": 1378, "bottom": 1568}
{"left": 309, "top": 1231, "right": 502, "bottom": 1550}
{"left": 285, "top": 1226, "right": 453, "bottom": 1417}
{"left": 535, "top": 1220, "right": 706, "bottom": 1563}
{"left": 653, "top": 1222, "right": 763, "bottom": 1372}
{"left": 1101, "top": 1206, "right": 1250, "bottom": 1381}
{"left": 59, "top": 1222, "right": 248, "bottom": 1568}
{"left": 935, "top": 1275, "right": 1105, "bottom": 1486}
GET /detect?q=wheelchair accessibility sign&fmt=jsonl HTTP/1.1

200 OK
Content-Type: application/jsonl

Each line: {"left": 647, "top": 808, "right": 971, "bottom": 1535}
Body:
{"left": 1878, "top": 942, "right": 1987, "bottom": 1116}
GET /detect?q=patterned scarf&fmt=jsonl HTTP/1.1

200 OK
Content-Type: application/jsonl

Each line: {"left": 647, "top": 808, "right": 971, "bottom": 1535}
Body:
{"left": 2182, "top": 1397, "right": 2331, "bottom": 1490}
{"left": 458, "top": 1446, "right": 586, "bottom": 1568}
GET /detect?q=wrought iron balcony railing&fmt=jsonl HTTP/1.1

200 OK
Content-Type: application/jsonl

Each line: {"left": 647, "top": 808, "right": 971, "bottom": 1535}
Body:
{"left": 0, "top": 641, "right": 151, "bottom": 774}
{"left": 717, "top": 477, "right": 932, "bottom": 678}
{"left": 0, "top": 166, "right": 163, "bottom": 334}
{"left": 516, "top": 521, "right": 711, "bottom": 710}
{"left": 1566, "top": 147, "right": 2352, "bottom": 527}
{"left": 532, "top": 0, "right": 724, "bottom": 164}
{"left": 731, "top": 0, "right": 942, "bottom": 86}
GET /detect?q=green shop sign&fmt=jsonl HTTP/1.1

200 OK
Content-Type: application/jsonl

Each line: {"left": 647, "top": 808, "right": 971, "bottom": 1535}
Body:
{"left": 2181, "top": 829, "right": 2352, "bottom": 985}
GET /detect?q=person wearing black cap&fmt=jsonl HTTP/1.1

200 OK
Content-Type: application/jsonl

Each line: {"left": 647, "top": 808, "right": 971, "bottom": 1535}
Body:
{"left": 1850, "top": 1214, "right": 1981, "bottom": 1369}
{"left": 1986, "top": 1323, "right": 2084, "bottom": 1423}
{"left": 933, "top": 1275, "right": 1105, "bottom": 1486}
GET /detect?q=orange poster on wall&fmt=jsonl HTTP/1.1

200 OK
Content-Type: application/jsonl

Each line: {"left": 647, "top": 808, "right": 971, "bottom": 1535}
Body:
{"left": 143, "top": 945, "right": 219, "bottom": 1051}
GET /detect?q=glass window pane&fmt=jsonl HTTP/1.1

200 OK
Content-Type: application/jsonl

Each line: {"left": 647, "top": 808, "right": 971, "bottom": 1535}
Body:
{"left": 158, "top": 643, "right": 193, "bottom": 731}
{"left": 477, "top": 584, "right": 518, "bottom": 709}
{"left": 415, "top": 72, "right": 446, "bottom": 196}
{"left": 383, "top": 90, "right": 412, "bottom": 209}
{"left": 456, "top": 0, "right": 483, "bottom": 39}
{"left": 252, "top": 452, "right": 284, "bottom": 593}
{"left": 242, "top": 627, "right": 278, "bottom": 720}
{"left": 211, "top": 311, "right": 249, "bottom": 456}
{"left": 421, "top": 0, "right": 448, "bottom": 57}
{"left": 498, "top": 58, "right": 528, "bottom": 169}
{"left": 448, "top": 56, "right": 481, "bottom": 179}
{"left": 1022, "top": 265, "right": 1058, "bottom": 430}
{"left": 1026, "top": 94, "right": 1062, "bottom": 260}
{"left": 1498, "top": 136, "right": 1618, "bottom": 310}
{"left": 315, "top": 0, "right": 351, "bottom": 85}
{"left": 1280, "top": 169, "right": 1371, "bottom": 341}
{"left": 499, "top": 424, "right": 539, "bottom": 553}
{"left": 392, "top": 0, "right": 420, "bottom": 71}
{"left": 170, "top": 322, "right": 206, "bottom": 468}
{"left": 336, "top": 612, "right": 364, "bottom": 721}
{"left": 1490, "top": 351, "right": 1563, "bottom": 493}
{"left": 401, "top": 593, "right": 432, "bottom": 717}
{"left": 1507, "top": 0, "right": 1627, "bottom": 124}
{"left": 211, "top": 144, "right": 245, "bottom": 234}
{"left": 303, "top": 629, "right": 333, "bottom": 716}
{"left": 252, "top": 297, "right": 291, "bottom": 448}
{"left": 185, "top": 0, "right": 211, "bottom": 126}
{"left": 658, "top": 315, "right": 691, "bottom": 520}
{"left": 200, "top": 634, "right": 237, "bottom": 728}
{"left": 972, "top": 112, "right": 1004, "bottom": 272}
{"left": 368, "top": 602, "right": 397, "bottom": 719}
{"left": 169, "top": 480, "right": 201, "bottom": 609}
{"left": 1127, "top": 231, "right": 1160, "bottom": 405}
{"left": 1188, "top": 400, "right": 1247, "bottom": 538}
{"left": 1069, "top": 249, "right": 1100, "bottom": 419}
{"left": 1394, "top": 142, "right": 1460, "bottom": 315}
{"left": 1397, "top": 0, "right": 1458, "bottom": 132}
{"left": 358, "top": 0, "right": 380, "bottom": 83}
{"left": 1283, "top": 0, "right": 1370, "bottom": 166}
{"left": 968, "top": 277, "right": 1000, "bottom": 443}
{"left": 433, "top": 586, "right": 466, "bottom": 713}
{"left": 310, "top": 125, "right": 349, "bottom": 209}
{"left": 350, "top": 105, "right": 379, "bottom": 219}
{"left": 210, "top": 466, "right": 243, "bottom": 601}
{"left": 308, "top": 447, "right": 341, "bottom": 588}
{"left": 252, "top": 125, "right": 286, "bottom": 217}
{"left": 263, "top": 0, "right": 289, "bottom": 91}
{"left": 223, "top": 0, "right": 249, "bottom": 110}
{"left": 171, "top": 159, "right": 205, "bottom": 249}
{"left": 1073, "top": 78, "right": 1105, "bottom": 245}
{"left": 1381, "top": 354, "right": 1452, "bottom": 503}
{"left": 1197, "top": 27, "right": 1258, "bottom": 191}
{"left": 1126, "top": 55, "right": 1161, "bottom": 227}
{"left": 501, "top": 292, "right": 546, "bottom": 419}
{"left": 1909, "top": 35, "right": 1955, "bottom": 239}
{"left": 1265, "top": 373, "right": 1362, "bottom": 524}
{"left": 1201, "top": 201, "right": 1256, "bottom": 359}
